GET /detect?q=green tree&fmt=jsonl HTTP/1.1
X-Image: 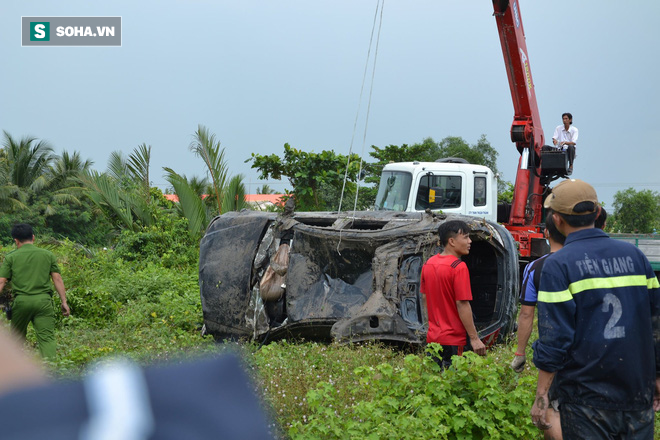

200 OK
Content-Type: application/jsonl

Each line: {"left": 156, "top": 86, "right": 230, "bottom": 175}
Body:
{"left": 189, "top": 125, "right": 228, "bottom": 215}
{"left": 162, "top": 169, "right": 210, "bottom": 238}
{"left": 0, "top": 132, "right": 54, "bottom": 212}
{"left": 48, "top": 150, "right": 94, "bottom": 190}
{"left": 80, "top": 170, "right": 152, "bottom": 231}
{"left": 365, "top": 135, "right": 506, "bottom": 205}
{"left": 36, "top": 150, "right": 94, "bottom": 218}
{"left": 106, "top": 144, "right": 152, "bottom": 200}
{"left": 164, "top": 125, "right": 247, "bottom": 238}
{"left": 222, "top": 174, "right": 247, "bottom": 212}
{"left": 80, "top": 145, "right": 156, "bottom": 231}
{"left": 497, "top": 181, "right": 515, "bottom": 204}
{"left": 368, "top": 142, "right": 437, "bottom": 165}
{"left": 36, "top": 150, "right": 108, "bottom": 243}
{"left": 367, "top": 135, "right": 499, "bottom": 179}
{"left": 1, "top": 131, "right": 54, "bottom": 190}
{"left": 610, "top": 188, "right": 660, "bottom": 233}
{"left": 256, "top": 184, "right": 276, "bottom": 195}
{"left": 247, "top": 143, "right": 363, "bottom": 211}
{"left": 0, "top": 133, "right": 110, "bottom": 244}
{"left": 0, "top": 156, "right": 26, "bottom": 213}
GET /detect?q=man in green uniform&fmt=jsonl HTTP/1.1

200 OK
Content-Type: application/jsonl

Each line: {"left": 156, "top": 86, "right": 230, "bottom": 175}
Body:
{"left": 0, "top": 224, "right": 70, "bottom": 359}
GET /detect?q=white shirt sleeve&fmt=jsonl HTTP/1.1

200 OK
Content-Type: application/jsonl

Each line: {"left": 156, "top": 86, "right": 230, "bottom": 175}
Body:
{"left": 571, "top": 126, "right": 579, "bottom": 145}
{"left": 552, "top": 125, "right": 560, "bottom": 141}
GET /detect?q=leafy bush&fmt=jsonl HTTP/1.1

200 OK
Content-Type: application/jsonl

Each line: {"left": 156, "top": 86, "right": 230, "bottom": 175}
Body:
{"left": 0, "top": 196, "right": 113, "bottom": 247}
{"left": 112, "top": 218, "right": 198, "bottom": 268}
{"left": 287, "top": 343, "right": 539, "bottom": 440}
{"left": 251, "top": 340, "right": 403, "bottom": 429}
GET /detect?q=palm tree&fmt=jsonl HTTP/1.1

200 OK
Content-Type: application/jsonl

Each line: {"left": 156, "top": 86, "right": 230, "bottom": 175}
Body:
{"left": 163, "top": 125, "right": 247, "bottom": 237}
{"left": 256, "top": 184, "right": 276, "bottom": 195}
{"left": 46, "top": 150, "right": 93, "bottom": 197}
{"left": 107, "top": 144, "right": 152, "bottom": 196}
{"left": 2, "top": 131, "right": 54, "bottom": 191}
{"left": 222, "top": 174, "right": 247, "bottom": 212}
{"left": 0, "top": 164, "right": 26, "bottom": 212}
{"left": 39, "top": 150, "right": 94, "bottom": 216}
{"left": 163, "top": 168, "right": 210, "bottom": 237}
{"left": 80, "top": 170, "right": 153, "bottom": 231}
{"left": 0, "top": 131, "right": 57, "bottom": 213}
{"left": 49, "top": 150, "right": 94, "bottom": 187}
{"left": 127, "top": 143, "right": 151, "bottom": 195}
{"left": 80, "top": 144, "right": 155, "bottom": 231}
{"left": 189, "top": 125, "right": 228, "bottom": 215}
{"left": 187, "top": 175, "right": 209, "bottom": 197}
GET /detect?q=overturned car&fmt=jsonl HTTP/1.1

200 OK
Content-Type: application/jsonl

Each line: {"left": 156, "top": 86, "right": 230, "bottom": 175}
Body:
{"left": 199, "top": 209, "right": 518, "bottom": 346}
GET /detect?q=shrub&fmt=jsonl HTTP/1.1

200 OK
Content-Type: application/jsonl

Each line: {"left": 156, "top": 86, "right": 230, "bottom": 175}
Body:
{"left": 112, "top": 218, "right": 198, "bottom": 268}
{"left": 288, "top": 344, "right": 539, "bottom": 440}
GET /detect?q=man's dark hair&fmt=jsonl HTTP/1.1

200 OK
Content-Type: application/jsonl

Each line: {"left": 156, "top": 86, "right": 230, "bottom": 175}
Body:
{"left": 556, "top": 202, "right": 599, "bottom": 227}
{"left": 545, "top": 211, "right": 566, "bottom": 245}
{"left": 438, "top": 220, "right": 471, "bottom": 247}
{"left": 594, "top": 207, "right": 607, "bottom": 230}
{"left": 11, "top": 223, "right": 34, "bottom": 242}
{"left": 562, "top": 112, "right": 573, "bottom": 124}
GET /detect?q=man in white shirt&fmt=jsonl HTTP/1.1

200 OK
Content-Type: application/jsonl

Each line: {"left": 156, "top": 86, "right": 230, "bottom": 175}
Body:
{"left": 552, "top": 113, "right": 578, "bottom": 173}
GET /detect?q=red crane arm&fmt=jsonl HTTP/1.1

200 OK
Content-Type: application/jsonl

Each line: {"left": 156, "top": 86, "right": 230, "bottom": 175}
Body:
{"left": 492, "top": 0, "right": 546, "bottom": 257}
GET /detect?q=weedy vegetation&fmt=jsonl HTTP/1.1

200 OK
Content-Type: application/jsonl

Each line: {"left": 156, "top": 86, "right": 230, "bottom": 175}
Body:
{"left": 1, "top": 234, "right": 657, "bottom": 440}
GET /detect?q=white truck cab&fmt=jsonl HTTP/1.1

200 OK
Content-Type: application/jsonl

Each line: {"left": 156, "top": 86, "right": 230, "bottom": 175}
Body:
{"left": 373, "top": 159, "right": 498, "bottom": 222}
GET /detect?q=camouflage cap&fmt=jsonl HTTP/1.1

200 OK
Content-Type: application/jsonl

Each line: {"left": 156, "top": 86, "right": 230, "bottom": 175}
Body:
{"left": 543, "top": 179, "right": 599, "bottom": 215}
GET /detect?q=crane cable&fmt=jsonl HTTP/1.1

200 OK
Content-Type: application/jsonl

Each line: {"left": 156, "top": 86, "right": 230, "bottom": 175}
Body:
{"left": 337, "top": 0, "right": 384, "bottom": 216}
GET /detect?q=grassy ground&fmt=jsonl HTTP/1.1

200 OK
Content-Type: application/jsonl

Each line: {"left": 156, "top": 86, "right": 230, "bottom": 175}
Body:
{"left": 1, "top": 239, "right": 657, "bottom": 439}
{"left": 4, "top": 312, "right": 545, "bottom": 439}
{"left": 4, "top": 316, "right": 660, "bottom": 439}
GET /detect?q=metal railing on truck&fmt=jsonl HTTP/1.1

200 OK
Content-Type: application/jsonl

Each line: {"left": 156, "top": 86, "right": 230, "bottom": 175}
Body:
{"left": 609, "top": 234, "right": 660, "bottom": 272}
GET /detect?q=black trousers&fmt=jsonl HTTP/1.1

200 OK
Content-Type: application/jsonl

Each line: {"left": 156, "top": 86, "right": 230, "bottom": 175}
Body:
{"left": 561, "top": 403, "right": 654, "bottom": 440}
{"left": 566, "top": 144, "right": 576, "bottom": 166}
{"left": 428, "top": 336, "right": 473, "bottom": 370}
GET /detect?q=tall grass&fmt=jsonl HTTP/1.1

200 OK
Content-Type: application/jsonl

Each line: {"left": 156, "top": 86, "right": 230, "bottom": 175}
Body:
{"left": 2, "top": 239, "right": 657, "bottom": 439}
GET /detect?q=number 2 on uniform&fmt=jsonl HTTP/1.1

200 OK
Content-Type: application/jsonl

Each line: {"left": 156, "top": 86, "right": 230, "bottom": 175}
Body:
{"left": 602, "top": 293, "right": 625, "bottom": 339}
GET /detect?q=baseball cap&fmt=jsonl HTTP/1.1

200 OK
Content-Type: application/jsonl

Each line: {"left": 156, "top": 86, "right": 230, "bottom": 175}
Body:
{"left": 543, "top": 179, "right": 599, "bottom": 215}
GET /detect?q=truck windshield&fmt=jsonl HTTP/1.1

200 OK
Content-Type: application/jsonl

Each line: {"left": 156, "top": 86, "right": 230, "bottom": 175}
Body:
{"left": 374, "top": 171, "right": 412, "bottom": 211}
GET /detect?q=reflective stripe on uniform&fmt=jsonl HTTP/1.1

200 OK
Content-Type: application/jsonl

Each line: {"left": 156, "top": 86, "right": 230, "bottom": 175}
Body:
{"left": 538, "top": 288, "right": 572, "bottom": 303}
{"left": 649, "top": 276, "right": 660, "bottom": 289}
{"left": 539, "top": 275, "right": 656, "bottom": 304}
{"left": 570, "top": 275, "right": 649, "bottom": 295}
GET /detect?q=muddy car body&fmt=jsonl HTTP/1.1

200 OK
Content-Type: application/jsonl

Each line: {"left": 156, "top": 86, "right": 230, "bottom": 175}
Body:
{"left": 200, "top": 210, "right": 518, "bottom": 345}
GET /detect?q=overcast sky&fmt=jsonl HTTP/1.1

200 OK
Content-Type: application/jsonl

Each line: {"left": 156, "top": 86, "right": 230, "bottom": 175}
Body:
{"left": 2, "top": 1, "right": 659, "bottom": 208}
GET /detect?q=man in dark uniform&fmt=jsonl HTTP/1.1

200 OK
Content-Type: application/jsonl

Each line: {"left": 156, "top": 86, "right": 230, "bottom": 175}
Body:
{"left": 511, "top": 213, "right": 566, "bottom": 372}
{"left": 0, "top": 224, "right": 70, "bottom": 359}
{"left": 511, "top": 214, "right": 565, "bottom": 440}
{"left": 531, "top": 179, "right": 660, "bottom": 438}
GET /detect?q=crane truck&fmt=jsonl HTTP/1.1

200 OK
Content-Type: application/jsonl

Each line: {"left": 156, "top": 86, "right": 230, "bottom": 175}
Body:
{"left": 374, "top": 0, "right": 570, "bottom": 260}
{"left": 199, "top": 1, "right": 565, "bottom": 345}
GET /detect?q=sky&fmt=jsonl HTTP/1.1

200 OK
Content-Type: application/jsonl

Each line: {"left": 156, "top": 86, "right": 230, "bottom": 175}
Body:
{"left": 2, "top": 1, "right": 659, "bottom": 208}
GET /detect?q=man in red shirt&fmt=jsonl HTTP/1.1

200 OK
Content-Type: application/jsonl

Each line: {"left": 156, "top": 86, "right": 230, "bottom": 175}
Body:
{"left": 421, "top": 220, "right": 486, "bottom": 369}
